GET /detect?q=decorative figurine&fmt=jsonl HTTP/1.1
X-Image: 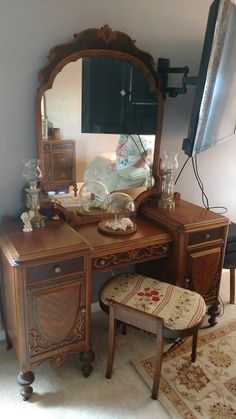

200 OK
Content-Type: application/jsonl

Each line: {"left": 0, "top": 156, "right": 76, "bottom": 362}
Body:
{"left": 20, "top": 211, "right": 34, "bottom": 232}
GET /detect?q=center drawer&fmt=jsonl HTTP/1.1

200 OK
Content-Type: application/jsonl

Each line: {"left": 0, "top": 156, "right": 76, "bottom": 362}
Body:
{"left": 27, "top": 256, "right": 84, "bottom": 282}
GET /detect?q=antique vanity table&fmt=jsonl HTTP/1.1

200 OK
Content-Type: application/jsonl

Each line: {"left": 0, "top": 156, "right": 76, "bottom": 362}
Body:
{"left": 0, "top": 25, "right": 229, "bottom": 401}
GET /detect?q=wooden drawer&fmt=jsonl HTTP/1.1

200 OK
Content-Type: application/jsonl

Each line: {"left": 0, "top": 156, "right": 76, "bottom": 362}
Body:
{"left": 52, "top": 153, "right": 73, "bottom": 168}
{"left": 27, "top": 256, "right": 84, "bottom": 282}
{"left": 53, "top": 168, "right": 73, "bottom": 181}
{"left": 43, "top": 142, "right": 75, "bottom": 152}
{"left": 51, "top": 143, "right": 74, "bottom": 151}
{"left": 188, "top": 227, "right": 224, "bottom": 246}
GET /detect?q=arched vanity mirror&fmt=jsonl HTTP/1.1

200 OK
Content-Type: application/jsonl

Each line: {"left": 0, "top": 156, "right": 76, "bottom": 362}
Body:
{"left": 35, "top": 25, "right": 164, "bottom": 197}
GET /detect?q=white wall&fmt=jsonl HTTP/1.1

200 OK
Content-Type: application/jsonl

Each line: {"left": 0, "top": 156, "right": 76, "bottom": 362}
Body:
{"left": 0, "top": 0, "right": 235, "bottom": 221}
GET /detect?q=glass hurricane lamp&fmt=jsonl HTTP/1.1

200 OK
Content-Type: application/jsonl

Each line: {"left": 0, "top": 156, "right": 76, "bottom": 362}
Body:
{"left": 22, "top": 159, "right": 44, "bottom": 228}
{"left": 158, "top": 151, "right": 178, "bottom": 209}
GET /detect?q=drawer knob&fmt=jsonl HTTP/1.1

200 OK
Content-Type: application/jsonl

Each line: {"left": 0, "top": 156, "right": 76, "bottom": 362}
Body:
{"left": 53, "top": 265, "right": 62, "bottom": 274}
{"left": 205, "top": 233, "right": 210, "bottom": 239}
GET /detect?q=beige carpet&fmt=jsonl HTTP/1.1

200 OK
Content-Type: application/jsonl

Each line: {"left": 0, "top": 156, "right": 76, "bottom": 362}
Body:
{"left": 131, "top": 319, "right": 236, "bottom": 418}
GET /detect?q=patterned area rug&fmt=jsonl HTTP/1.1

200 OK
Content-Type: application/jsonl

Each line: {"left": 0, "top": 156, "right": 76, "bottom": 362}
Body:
{"left": 131, "top": 320, "right": 236, "bottom": 419}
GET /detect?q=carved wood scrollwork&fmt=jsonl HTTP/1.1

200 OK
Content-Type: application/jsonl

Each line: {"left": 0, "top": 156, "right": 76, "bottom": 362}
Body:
{"left": 29, "top": 308, "right": 85, "bottom": 357}
{"left": 38, "top": 25, "right": 158, "bottom": 89}
{"left": 93, "top": 244, "right": 170, "bottom": 270}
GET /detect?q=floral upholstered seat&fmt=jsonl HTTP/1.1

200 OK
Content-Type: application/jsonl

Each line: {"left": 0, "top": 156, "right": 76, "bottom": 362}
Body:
{"left": 99, "top": 273, "right": 206, "bottom": 331}
{"left": 100, "top": 272, "right": 206, "bottom": 400}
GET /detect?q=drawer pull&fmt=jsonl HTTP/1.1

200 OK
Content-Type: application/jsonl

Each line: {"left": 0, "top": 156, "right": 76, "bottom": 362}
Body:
{"left": 205, "top": 233, "right": 210, "bottom": 240}
{"left": 53, "top": 265, "right": 62, "bottom": 274}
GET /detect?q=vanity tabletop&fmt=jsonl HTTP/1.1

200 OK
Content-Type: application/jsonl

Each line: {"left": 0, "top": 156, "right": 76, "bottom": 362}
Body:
{"left": 0, "top": 218, "right": 91, "bottom": 265}
{"left": 142, "top": 199, "right": 229, "bottom": 231}
{"left": 75, "top": 215, "right": 173, "bottom": 257}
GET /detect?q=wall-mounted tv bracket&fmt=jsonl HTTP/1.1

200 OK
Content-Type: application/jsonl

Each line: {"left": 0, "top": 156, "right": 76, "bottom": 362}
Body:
{"left": 157, "top": 58, "right": 198, "bottom": 98}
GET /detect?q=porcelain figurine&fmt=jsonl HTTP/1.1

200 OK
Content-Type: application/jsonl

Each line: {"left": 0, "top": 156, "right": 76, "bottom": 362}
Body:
{"left": 20, "top": 210, "right": 34, "bottom": 232}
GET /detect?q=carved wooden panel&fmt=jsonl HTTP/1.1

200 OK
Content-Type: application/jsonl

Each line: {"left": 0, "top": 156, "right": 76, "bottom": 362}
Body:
{"left": 28, "top": 279, "right": 85, "bottom": 357}
{"left": 186, "top": 246, "right": 222, "bottom": 299}
{"left": 93, "top": 243, "right": 170, "bottom": 270}
{"left": 38, "top": 25, "right": 158, "bottom": 90}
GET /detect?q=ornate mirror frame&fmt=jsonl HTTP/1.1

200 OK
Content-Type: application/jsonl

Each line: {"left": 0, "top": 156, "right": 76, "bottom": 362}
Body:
{"left": 35, "top": 24, "right": 164, "bottom": 196}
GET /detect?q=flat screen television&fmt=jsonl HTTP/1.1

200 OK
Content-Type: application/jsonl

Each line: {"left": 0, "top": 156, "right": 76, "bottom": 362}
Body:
{"left": 182, "top": 0, "right": 236, "bottom": 156}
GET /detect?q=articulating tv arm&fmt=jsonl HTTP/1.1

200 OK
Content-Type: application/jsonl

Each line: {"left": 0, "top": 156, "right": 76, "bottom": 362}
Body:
{"left": 157, "top": 58, "right": 198, "bottom": 98}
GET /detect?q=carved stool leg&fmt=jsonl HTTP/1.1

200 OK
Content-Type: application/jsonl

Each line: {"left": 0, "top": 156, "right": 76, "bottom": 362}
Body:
{"left": 16, "top": 371, "right": 35, "bottom": 401}
{"left": 151, "top": 327, "right": 163, "bottom": 400}
{"left": 230, "top": 268, "right": 235, "bottom": 304}
{"left": 191, "top": 329, "right": 199, "bottom": 362}
{"left": 106, "top": 306, "right": 117, "bottom": 379}
{"left": 80, "top": 350, "right": 95, "bottom": 377}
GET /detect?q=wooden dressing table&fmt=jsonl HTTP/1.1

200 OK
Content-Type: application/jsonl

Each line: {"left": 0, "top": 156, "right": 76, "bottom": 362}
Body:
{"left": 0, "top": 199, "right": 228, "bottom": 400}
{"left": 0, "top": 25, "right": 229, "bottom": 400}
{"left": 0, "top": 214, "right": 173, "bottom": 400}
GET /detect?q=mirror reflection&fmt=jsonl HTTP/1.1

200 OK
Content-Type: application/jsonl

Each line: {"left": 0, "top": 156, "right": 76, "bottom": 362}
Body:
{"left": 41, "top": 57, "right": 157, "bottom": 194}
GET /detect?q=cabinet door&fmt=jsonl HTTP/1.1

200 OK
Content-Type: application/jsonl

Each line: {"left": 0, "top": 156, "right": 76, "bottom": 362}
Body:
{"left": 27, "top": 278, "right": 85, "bottom": 362}
{"left": 185, "top": 246, "right": 222, "bottom": 301}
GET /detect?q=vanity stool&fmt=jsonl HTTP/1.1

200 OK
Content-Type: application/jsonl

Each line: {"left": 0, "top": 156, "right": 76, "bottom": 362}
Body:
{"left": 223, "top": 222, "right": 236, "bottom": 304}
{"left": 99, "top": 273, "right": 206, "bottom": 400}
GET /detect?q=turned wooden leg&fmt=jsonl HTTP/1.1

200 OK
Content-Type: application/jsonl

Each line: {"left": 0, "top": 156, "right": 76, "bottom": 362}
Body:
{"left": 80, "top": 350, "right": 95, "bottom": 377}
{"left": 230, "top": 268, "right": 235, "bottom": 304}
{"left": 151, "top": 324, "right": 163, "bottom": 400}
{"left": 16, "top": 371, "right": 35, "bottom": 401}
{"left": 207, "top": 304, "right": 220, "bottom": 327}
{"left": 106, "top": 305, "right": 117, "bottom": 379}
{"left": 5, "top": 329, "right": 13, "bottom": 350}
{"left": 191, "top": 329, "right": 199, "bottom": 362}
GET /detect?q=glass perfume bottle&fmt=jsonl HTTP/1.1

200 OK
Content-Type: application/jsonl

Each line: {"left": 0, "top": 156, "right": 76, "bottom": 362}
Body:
{"left": 158, "top": 151, "right": 178, "bottom": 209}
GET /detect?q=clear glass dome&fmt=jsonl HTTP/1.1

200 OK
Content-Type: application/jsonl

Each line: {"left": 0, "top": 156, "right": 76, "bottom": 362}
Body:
{"left": 103, "top": 192, "right": 135, "bottom": 221}
{"left": 78, "top": 181, "right": 108, "bottom": 214}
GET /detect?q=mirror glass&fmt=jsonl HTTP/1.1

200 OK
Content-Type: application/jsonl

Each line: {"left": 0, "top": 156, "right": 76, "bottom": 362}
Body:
{"left": 41, "top": 56, "right": 157, "bottom": 193}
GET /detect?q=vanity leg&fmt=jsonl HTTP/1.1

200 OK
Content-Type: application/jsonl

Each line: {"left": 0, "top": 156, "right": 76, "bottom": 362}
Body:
{"left": 207, "top": 304, "right": 220, "bottom": 327}
{"left": 5, "top": 330, "right": 13, "bottom": 350}
{"left": 80, "top": 350, "right": 95, "bottom": 377}
{"left": 16, "top": 371, "right": 35, "bottom": 401}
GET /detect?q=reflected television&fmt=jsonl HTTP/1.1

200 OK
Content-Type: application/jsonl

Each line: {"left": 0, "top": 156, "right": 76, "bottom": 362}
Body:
{"left": 182, "top": 0, "right": 236, "bottom": 156}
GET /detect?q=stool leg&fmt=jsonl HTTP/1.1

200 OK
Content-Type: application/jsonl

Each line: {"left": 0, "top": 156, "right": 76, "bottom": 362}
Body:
{"left": 230, "top": 268, "right": 235, "bottom": 304}
{"left": 151, "top": 328, "right": 163, "bottom": 400}
{"left": 106, "top": 305, "right": 117, "bottom": 379}
{"left": 191, "top": 329, "right": 199, "bottom": 362}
